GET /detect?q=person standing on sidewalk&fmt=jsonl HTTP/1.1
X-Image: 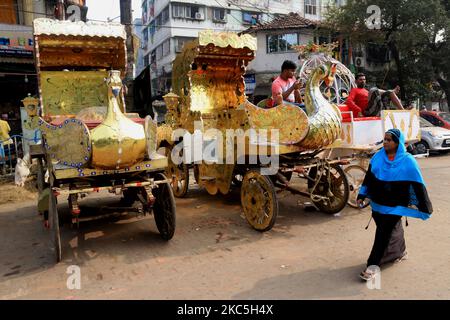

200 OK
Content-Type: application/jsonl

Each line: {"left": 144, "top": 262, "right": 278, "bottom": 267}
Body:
{"left": 0, "top": 115, "right": 13, "bottom": 173}
{"left": 357, "top": 129, "right": 433, "bottom": 281}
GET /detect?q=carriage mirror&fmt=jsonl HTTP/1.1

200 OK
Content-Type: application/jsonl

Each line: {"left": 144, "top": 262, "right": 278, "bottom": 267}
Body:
{"left": 22, "top": 95, "right": 39, "bottom": 117}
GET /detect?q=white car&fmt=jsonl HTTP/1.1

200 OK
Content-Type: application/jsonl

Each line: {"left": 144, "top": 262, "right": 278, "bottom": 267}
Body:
{"left": 414, "top": 117, "right": 450, "bottom": 154}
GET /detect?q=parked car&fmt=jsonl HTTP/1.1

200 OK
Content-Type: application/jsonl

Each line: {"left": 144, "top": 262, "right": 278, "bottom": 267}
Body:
{"left": 420, "top": 110, "right": 450, "bottom": 130}
{"left": 414, "top": 117, "right": 450, "bottom": 154}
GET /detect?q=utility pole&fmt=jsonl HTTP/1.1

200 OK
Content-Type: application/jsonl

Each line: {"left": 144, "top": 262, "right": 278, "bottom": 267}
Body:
{"left": 120, "top": 0, "right": 135, "bottom": 110}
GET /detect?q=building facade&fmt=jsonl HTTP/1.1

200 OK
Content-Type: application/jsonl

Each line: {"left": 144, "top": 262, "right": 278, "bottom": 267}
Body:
{"left": 133, "top": 18, "right": 146, "bottom": 78}
{"left": 243, "top": 12, "right": 318, "bottom": 100}
{"left": 140, "top": 0, "right": 341, "bottom": 95}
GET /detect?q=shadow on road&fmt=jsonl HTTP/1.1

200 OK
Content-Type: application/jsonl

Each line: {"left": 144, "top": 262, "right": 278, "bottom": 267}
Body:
{"left": 233, "top": 264, "right": 368, "bottom": 299}
{"left": 0, "top": 180, "right": 362, "bottom": 284}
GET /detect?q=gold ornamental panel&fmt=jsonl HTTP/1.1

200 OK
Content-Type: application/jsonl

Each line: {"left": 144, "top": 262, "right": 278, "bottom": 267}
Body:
{"left": 40, "top": 71, "right": 108, "bottom": 116}
{"left": 198, "top": 30, "right": 257, "bottom": 50}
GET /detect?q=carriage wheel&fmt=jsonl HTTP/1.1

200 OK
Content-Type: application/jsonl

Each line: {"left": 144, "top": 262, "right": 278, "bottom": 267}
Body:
{"left": 153, "top": 173, "right": 176, "bottom": 240}
{"left": 344, "top": 165, "right": 370, "bottom": 209}
{"left": 49, "top": 188, "right": 61, "bottom": 262}
{"left": 36, "top": 158, "right": 45, "bottom": 193}
{"left": 165, "top": 148, "right": 189, "bottom": 198}
{"left": 308, "top": 164, "right": 349, "bottom": 214}
{"left": 241, "top": 170, "right": 278, "bottom": 232}
{"left": 193, "top": 164, "right": 199, "bottom": 184}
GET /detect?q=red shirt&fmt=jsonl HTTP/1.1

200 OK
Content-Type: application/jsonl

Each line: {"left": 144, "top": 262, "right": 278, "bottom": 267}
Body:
{"left": 346, "top": 87, "right": 369, "bottom": 117}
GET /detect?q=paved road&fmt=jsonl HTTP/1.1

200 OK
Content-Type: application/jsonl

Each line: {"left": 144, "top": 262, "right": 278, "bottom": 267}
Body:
{"left": 0, "top": 154, "right": 449, "bottom": 299}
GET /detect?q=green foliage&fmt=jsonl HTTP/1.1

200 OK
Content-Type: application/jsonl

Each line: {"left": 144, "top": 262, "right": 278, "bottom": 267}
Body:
{"left": 323, "top": 0, "right": 450, "bottom": 106}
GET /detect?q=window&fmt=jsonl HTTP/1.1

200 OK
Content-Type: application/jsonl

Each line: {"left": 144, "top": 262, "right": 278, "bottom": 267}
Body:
{"left": 185, "top": 5, "right": 203, "bottom": 19}
{"left": 156, "top": 45, "right": 163, "bottom": 60}
{"left": 144, "top": 53, "right": 150, "bottom": 67}
{"left": 151, "top": 50, "right": 156, "bottom": 64}
{"left": 267, "top": 33, "right": 298, "bottom": 53}
{"left": 143, "top": 27, "right": 148, "bottom": 43}
{"left": 305, "top": 0, "right": 317, "bottom": 15}
{"left": 419, "top": 117, "right": 433, "bottom": 127}
{"left": 172, "top": 4, "right": 204, "bottom": 20}
{"left": 172, "top": 4, "right": 184, "bottom": 18}
{"left": 213, "top": 8, "right": 226, "bottom": 22}
{"left": 156, "top": 14, "right": 162, "bottom": 31}
{"left": 142, "top": 1, "right": 148, "bottom": 24}
{"left": 161, "top": 6, "right": 169, "bottom": 24}
{"left": 156, "top": 39, "right": 171, "bottom": 61}
{"left": 162, "top": 39, "right": 170, "bottom": 56}
{"left": 148, "top": 21, "right": 156, "bottom": 43}
{"left": 149, "top": 0, "right": 155, "bottom": 18}
{"left": 422, "top": 114, "right": 439, "bottom": 126}
{"left": 243, "top": 12, "right": 260, "bottom": 25}
{"left": 149, "top": 21, "right": 156, "bottom": 36}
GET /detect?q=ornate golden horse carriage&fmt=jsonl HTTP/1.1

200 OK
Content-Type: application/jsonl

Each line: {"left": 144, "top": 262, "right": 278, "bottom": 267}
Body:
{"left": 157, "top": 31, "right": 351, "bottom": 232}
{"left": 24, "top": 19, "right": 176, "bottom": 262}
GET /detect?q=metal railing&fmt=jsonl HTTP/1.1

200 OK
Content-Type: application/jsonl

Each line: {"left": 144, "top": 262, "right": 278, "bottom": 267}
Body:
{"left": 1, "top": 133, "right": 40, "bottom": 176}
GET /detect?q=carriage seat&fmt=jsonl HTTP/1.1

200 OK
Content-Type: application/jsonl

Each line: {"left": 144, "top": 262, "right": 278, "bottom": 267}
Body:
{"left": 338, "top": 105, "right": 381, "bottom": 123}
{"left": 256, "top": 98, "right": 274, "bottom": 109}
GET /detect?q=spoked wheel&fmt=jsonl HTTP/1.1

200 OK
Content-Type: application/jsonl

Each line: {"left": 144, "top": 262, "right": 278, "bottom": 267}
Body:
{"left": 241, "top": 170, "right": 278, "bottom": 232}
{"left": 49, "top": 188, "right": 61, "bottom": 262}
{"left": 165, "top": 147, "right": 189, "bottom": 197}
{"left": 307, "top": 164, "right": 349, "bottom": 214}
{"left": 153, "top": 173, "right": 176, "bottom": 240}
{"left": 344, "top": 165, "right": 370, "bottom": 209}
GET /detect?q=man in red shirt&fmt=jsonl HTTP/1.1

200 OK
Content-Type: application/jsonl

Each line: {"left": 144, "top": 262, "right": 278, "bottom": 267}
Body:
{"left": 271, "top": 60, "right": 304, "bottom": 108}
{"left": 346, "top": 73, "right": 404, "bottom": 118}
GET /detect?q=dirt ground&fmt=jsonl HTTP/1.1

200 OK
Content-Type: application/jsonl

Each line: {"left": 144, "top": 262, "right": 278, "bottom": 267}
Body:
{"left": 0, "top": 154, "right": 449, "bottom": 300}
{"left": 0, "top": 179, "right": 37, "bottom": 205}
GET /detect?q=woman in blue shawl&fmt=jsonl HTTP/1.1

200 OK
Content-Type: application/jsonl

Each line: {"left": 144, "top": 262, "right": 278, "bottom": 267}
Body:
{"left": 357, "top": 129, "right": 432, "bottom": 281}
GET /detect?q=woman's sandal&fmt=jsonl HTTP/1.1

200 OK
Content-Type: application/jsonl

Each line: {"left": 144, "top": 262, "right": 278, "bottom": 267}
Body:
{"left": 359, "top": 269, "right": 376, "bottom": 281}
{"left": 394, "top": 251, "right": 408, "bottom": 263}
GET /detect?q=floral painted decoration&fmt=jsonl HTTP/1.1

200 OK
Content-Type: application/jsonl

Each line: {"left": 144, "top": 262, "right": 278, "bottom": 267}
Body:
{"left": 293, "top": 41, "right": 339, "bottom": 59}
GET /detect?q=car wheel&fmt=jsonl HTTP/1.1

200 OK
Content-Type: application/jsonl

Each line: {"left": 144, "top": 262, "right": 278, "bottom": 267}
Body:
{"left": 415, "top": 141, "right": 429, "bottom": 154}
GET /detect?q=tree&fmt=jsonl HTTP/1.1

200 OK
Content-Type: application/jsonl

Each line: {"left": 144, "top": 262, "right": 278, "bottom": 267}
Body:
{"left": 323, "top": 0, "right": 450, "bottom": 108}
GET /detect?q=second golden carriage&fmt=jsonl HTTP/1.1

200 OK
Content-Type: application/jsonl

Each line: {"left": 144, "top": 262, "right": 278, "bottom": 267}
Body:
{"left": 157, "top": 31, "right": 351, "bottom": 232}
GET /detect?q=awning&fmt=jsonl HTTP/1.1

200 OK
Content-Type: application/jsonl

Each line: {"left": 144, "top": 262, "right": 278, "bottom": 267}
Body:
{"left": 33, "top": 18, "right": 126, "bottom": 73}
